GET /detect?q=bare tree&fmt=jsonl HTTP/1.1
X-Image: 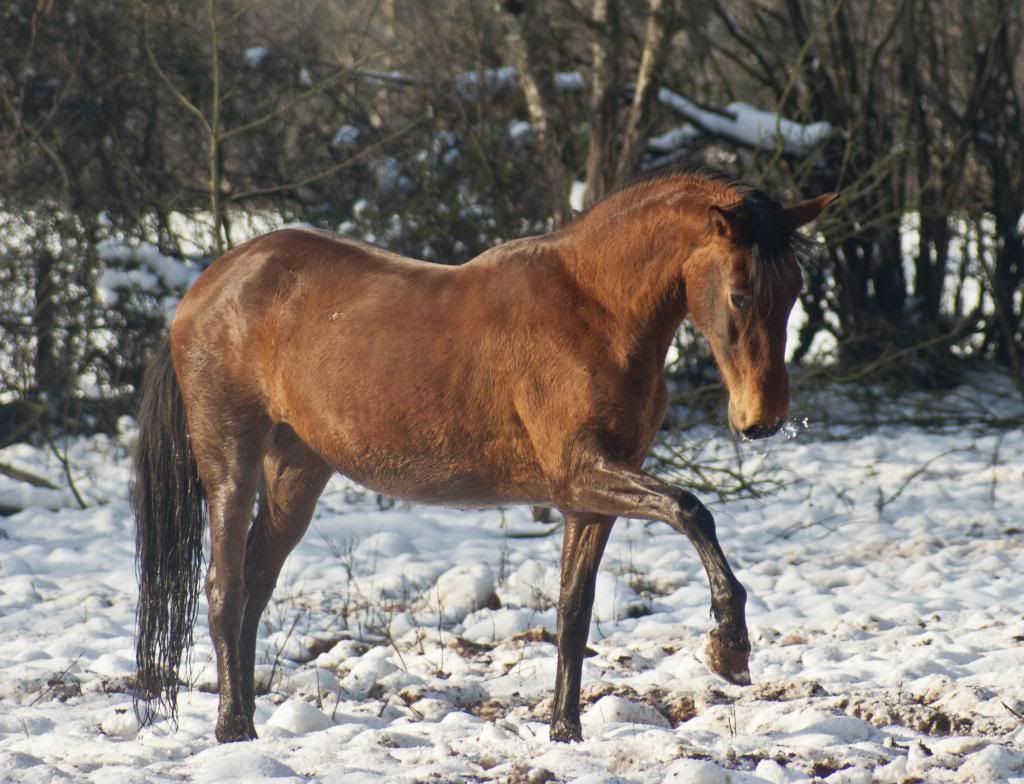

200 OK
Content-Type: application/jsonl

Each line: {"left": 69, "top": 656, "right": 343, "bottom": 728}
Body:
{"left": 491, "top": 0, "right": 573, "bottom": 225}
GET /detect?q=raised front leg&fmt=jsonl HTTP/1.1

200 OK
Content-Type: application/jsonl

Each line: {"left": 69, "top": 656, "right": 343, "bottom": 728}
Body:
{"left": 549, "top": 513, "right": 614, "bottom": 743}
{"left": 558, "top": 461, "right": 750, "bottom": 686}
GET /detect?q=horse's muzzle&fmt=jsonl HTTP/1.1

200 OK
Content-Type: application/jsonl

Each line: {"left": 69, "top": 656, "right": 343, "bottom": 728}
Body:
{"left": 739, "top": 421, "right": 784, "bottom": 441}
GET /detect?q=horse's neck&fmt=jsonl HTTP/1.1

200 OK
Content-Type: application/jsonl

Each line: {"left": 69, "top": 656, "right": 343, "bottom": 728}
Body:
{"left": 559, "top": 212, "right": 695, "bottom": 364}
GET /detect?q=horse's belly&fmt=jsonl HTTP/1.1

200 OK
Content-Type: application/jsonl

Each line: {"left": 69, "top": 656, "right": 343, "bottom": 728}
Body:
{"left": 286, "top": 411, "right": 547, "bottom": 506}
{"left": 329, "top": 449, "right": 548, "bottom": 507}
{"left": 272, "top": 326, "right": 550, "bottom": 505}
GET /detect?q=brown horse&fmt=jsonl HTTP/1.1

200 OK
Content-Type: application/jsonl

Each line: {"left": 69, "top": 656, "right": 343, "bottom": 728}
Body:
{"left": 133, "top": 172, "right": 835, "bottom": 744}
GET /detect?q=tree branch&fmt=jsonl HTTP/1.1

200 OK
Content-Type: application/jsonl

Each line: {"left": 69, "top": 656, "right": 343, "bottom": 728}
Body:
{"left": 225, "top": 116, "right": 427, "bottom": 202}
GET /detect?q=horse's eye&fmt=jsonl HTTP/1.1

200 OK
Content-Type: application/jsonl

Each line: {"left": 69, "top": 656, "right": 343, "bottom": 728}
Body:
{"left": 730, "top": 291, "right": 753, "bottom": 311}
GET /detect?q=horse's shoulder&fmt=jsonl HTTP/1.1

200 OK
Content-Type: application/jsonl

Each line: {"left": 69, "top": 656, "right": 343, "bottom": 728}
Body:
{"left": 464, "top": 235, "right": 567, "bottom": 281}
{"left": 256, "top": 227, "right": 387, "bottom": 257}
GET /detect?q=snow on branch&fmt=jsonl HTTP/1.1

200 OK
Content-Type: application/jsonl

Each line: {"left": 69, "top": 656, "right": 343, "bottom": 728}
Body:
{"left": 455, "top": 66, "right": 518, "bottom": 99}
{"left": 352, "top": 65, "right": 831, "bottom": 158}
{"left": 355, "top": 67, "right": 586, "bottom": 97}
{"left": 356, "top": 69, "right": 424, "bottom": 87}
{"left": 656, "top": 88, "right": 832, "bottom": 155}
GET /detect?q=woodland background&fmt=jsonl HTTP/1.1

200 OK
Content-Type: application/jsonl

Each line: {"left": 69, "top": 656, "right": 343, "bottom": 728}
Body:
{"left": 2, "top": 0, "right": 1023, "bottom": 446}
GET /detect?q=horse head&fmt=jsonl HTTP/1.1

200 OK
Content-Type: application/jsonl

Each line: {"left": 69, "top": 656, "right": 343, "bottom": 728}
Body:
{"left": 686, "top": 191, "right": 837, "bottom": 439}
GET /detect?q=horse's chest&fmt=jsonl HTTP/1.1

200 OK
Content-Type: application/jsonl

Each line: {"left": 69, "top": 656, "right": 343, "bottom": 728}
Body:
{"left": 594, "top": 379, "right": 669, "bottom": 457}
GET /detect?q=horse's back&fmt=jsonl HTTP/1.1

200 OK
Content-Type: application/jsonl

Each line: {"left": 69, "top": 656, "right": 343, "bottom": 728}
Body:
{"left": 171, "top": 228, "right": 426, "bottom": 407}
{"left": 175, "top": 227, "right": 446, "bottom": 333}
{"left": 181, "top": 228, "right": 437, "bottom": 306}
{"left": 169, "top": 228, "right": 556, "bottom": 502}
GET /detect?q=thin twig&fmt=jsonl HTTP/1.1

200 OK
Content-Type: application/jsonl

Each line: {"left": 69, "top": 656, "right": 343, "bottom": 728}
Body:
{"left": 1002, "top": 700, "right": 1024, "bottom": 722}
{"left": 29, "top": 654, "right": 83, "bottom": 706}
{"left": 505, "top": 521, "right": 564, "bottom": 539}
{"left": 989, "top": 432, "right": 1004, "bottom": 506}
{"left": 140, "top": 5, "right": 213, "bottom": 138}
{"left": 793, "top": 321, "right": 978, "bottom": 389}
{"left": 0, "top": 461, "right": 59, "bottom": 490}
{"left": 225, "top": 116, "right": 427, "bottom": 202}
{"left": 43, "top": 433, "right": 87, "bottom": 509}
{"left": 876, "top": 447, "right": 973, "bottom": 515}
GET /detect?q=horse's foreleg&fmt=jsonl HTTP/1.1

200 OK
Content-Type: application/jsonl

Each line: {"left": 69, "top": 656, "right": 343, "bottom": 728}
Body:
{"left": 560, "top": 462, "right": 750, "bottom": 686}
{"left": 549, "top": 513, "right": 614, "bottom": 743}
{"left": 666, "top": 494, "right": 750, "bottom": 687}
{"left": 239, "top": 428, "right": 331, "bottom": 722}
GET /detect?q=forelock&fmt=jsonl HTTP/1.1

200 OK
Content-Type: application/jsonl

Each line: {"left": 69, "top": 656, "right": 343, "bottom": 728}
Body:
{"left": 739, "top": 188, "right": 817, "bottom": 299}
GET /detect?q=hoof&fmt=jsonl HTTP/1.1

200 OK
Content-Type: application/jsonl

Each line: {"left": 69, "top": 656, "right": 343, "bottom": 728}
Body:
{"left": 705, "top": 627, "right": 752, "bottom": 686}
{"left": 216, "top": 714, "right": 258, "bottom": 743}
{"left": 549, "top": 716, "right": 583, "bottom": 743}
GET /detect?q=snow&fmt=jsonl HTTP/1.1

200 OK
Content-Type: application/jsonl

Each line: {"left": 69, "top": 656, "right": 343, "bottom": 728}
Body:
{"left": 582, "top": 695, "right": 671, "bottom": 729}
{"left": 433, "top": 563, "right": 496, "bottom": 623}
{"left": 446, "top": 67, "right": 582, "bottom": 99}
{"left": 592, "top": 572, "right": 646, "bottom": 624}
{"left": 95, "top": 239, "right": 201, "bottom": 307}
{"left": 455, "top": 66, "right": 518, "bottom": 99}
{"left": 508, "top": 120, "right": 532, "bottom": 141}
{"left": 243, "top": 46, "right": 269, "bottom": 68}
{"left": 570, "top": 180, "right": 587, "bottom": 212}
{"left": 0, "top": 383, "right": 1023, "bottom": 781}
{"left": 509, "top": 558, "right": 560, "bottom": 609}
{"left": 554, "top": 71, "right": 585, "bottom": 91}
{"left": 664, "top": 758, "right": 768, "bottom": 783}
{"left": 266, "top": 699, "right": 335, "bottom": 734}
{"left": 331, "top": 124, "right": 360, "bottom": 147}
{"left": 0, "top": 483, "right": 71, "bottom": 513}
{"left": 370, "top": 156, "right": 401, "bottom": 193}
{"left": 647, "top": 124, "right": 700, "bottom": 153}
{"left": 657, "top": 89, "right": 832, "bottom": 155}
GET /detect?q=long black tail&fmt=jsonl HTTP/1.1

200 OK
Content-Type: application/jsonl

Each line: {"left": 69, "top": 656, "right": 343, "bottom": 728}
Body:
{"left": 132, "top": 339, "right": 206, "bottom": 725}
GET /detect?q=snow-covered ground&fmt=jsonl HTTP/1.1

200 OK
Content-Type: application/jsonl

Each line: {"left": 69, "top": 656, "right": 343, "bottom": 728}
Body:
{"left": 1, "top": 378, "right": 1023, "bottom": 783}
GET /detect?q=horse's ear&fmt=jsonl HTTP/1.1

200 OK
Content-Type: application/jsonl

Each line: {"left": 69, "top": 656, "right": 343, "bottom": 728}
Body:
{"left": 708, "top": 204, "right": 742, "bottom": 239}
{"left": 783, "top": 193, "right": 839, "bottom": 232}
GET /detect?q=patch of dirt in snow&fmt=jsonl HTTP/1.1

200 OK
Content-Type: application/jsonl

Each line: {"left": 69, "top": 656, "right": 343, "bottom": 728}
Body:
{"left": 751, "top": 679, "right": 828, "bottom": 702}
{"left": 839, "top": 679, "right": 1017, "bottom": 738}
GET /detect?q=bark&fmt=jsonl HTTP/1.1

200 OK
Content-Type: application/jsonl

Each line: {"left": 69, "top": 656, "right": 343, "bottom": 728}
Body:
{"left": 33, "top": 250, "right": 65, "bottom": 401}
{"left": 613, "top": 0, "right": 675, "bottom": 189}
{"left": 207, "top": 0, "right": 225, "bottom": 255}
{"left": 583, "top": 0, "right": 621, "bottom": 207}
{"left": 492, "top": 1, "right": 572, "bottom": 225}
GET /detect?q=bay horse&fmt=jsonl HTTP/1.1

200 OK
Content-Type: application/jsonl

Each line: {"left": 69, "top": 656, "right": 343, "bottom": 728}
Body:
{"left": 133, "top": 172, "right": 835, "bottom": 744}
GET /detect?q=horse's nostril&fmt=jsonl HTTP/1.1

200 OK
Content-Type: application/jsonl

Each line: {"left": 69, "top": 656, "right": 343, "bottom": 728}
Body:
{"left": 741, "top": 421, "right": 783, "bottom": 440}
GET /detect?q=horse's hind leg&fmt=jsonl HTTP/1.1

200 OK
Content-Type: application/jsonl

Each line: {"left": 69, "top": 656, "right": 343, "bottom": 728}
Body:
{"left": 550, "top": 512, "right": 614, "bottom": 743}
{"left": 188, "top": 409, "right": 273, "bottom": 743}
{"left": 238, "top": 425, "right": 331, "bottom": 723}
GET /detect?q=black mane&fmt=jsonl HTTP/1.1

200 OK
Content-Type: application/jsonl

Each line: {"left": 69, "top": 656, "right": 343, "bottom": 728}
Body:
{"left": 574, "top": 168, "right": 821, "bottom": 298}
{"left": 739, "top": 187, "right": 818, "bottom": 299}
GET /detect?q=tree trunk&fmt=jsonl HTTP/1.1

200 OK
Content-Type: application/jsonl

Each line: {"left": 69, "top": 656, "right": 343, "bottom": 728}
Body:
{"left": 583, "top": 0, "right": 622, "bottom": 207}
{"left": 207, "top": 0, "right": 226, "bottom": 255}
{"left": 33, "top": 250, "right": 66, "bottom": 402}
{"left": 613, "top": 0, "right": 674, "bottom": 189}
{"left": 492, "top": 1, "right": 572, "bottom": 225}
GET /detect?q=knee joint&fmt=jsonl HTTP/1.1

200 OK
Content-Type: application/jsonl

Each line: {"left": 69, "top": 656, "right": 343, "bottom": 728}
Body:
{"left": 675, "top": 491, "right": 714, "bottom": 534}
